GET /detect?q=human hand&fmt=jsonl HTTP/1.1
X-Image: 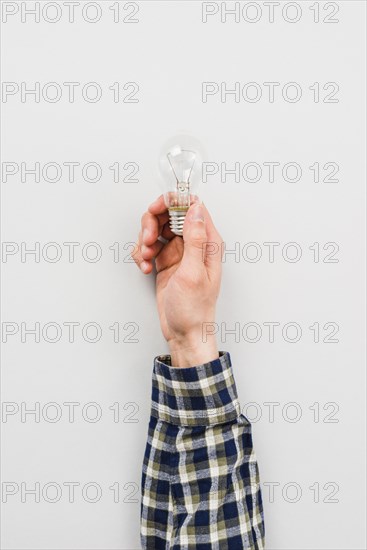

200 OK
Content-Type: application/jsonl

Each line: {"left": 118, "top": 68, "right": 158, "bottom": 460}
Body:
{"left": 132, "top": 195, "right": 223, "bottom": 367}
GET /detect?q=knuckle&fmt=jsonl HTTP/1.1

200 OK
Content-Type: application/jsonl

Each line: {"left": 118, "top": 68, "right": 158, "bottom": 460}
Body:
{"left": 131, "top": 244, "right": 141, "bottom": 264}
{"left": 189, "top": 229, "right": 205, "bottom": 244}
{"left": 141, "top": 212, "right": 148, "bottom": 227}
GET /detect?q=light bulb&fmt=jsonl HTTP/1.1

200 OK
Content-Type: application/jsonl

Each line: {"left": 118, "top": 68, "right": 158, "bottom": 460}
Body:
{"left": 158, "top": 135, "right": 205, "bottom": 236}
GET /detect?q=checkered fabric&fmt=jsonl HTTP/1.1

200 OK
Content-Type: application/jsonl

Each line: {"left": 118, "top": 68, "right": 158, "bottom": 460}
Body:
{"left": 140, "top": 351, "right": 265, "bottom": 549}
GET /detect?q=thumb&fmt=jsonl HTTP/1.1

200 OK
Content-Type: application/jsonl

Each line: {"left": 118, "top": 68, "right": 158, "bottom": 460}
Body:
{"left": 181, "top": 203, "right": 207, "bottom": 271}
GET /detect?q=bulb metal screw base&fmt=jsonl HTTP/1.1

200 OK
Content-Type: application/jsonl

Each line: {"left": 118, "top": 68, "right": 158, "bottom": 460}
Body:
{"left": 168, "top": 208, "right": 188, "bottom": 236}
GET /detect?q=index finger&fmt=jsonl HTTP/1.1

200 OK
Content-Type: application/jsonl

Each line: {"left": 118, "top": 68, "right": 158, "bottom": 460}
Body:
{"left": 148, "top": 194, "right": 167, "bottom": 215}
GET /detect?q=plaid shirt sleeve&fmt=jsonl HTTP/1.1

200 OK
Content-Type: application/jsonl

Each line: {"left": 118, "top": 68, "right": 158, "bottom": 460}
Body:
{"left": 140, "top": 351, "right": 265, "bottom": 550}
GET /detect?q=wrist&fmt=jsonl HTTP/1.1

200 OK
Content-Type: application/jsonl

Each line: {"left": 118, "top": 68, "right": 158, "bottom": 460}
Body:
{"left": 167, "top": 332, "right": 219, "bottom": 368}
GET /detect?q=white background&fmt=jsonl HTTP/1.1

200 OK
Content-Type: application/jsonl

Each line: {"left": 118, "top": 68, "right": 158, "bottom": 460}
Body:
{"left": 1, "top": 1, "right": 366, "bottom": 549}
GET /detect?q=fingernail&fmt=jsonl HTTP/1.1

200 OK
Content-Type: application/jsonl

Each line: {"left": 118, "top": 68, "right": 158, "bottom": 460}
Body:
{"left": 141, "top": 261, "right": 149, "bottom": 273}
{"left": 192, "top": 204, "right": 204, "bottom": 222}
{"left": 142, "top": 228, "right": 149, "bottom": 243}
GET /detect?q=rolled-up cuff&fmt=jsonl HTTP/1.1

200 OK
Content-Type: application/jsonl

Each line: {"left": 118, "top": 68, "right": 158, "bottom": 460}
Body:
{"left": 150, "top": 351, "right": 241, "bottom": 427}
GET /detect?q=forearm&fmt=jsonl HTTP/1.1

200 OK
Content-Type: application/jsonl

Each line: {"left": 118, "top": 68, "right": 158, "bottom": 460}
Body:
{"left": 168, "top": 333, "right": 219, "bottom": 368}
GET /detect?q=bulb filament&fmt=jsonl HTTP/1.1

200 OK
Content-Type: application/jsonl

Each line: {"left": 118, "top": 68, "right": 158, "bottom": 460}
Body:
{"left": 166, "top": 150, "right": 196, "bottom": 186}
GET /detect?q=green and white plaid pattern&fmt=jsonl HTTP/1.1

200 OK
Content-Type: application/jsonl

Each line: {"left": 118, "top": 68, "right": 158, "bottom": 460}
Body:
{"left": 140, "top": 351, "right": 265, "bottom": 549}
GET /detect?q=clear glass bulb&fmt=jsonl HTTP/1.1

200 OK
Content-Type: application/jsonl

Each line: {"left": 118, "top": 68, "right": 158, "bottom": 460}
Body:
{"left": 158, "top": 135, "right": 205, "bottom": 236}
